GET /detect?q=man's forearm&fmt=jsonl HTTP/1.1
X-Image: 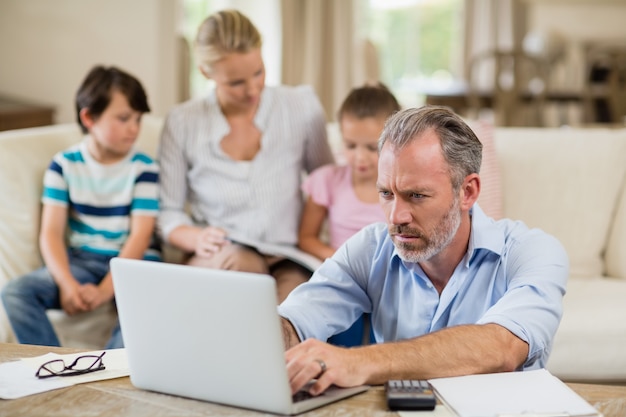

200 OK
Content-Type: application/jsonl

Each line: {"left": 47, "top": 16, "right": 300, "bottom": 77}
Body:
{"left": 280, "top": 317, "right": 301, "bottom": 349}
{"left": 359, "top": 323, "right": 529, "bottom": 385}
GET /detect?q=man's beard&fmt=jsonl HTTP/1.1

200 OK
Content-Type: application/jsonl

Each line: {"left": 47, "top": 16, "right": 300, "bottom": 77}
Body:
{"left": 389, "top": 197, "right": 462, "bottom": 264}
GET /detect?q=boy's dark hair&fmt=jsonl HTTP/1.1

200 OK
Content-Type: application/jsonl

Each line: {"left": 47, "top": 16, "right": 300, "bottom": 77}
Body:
{"left": 75, "top": 65, "right": 150, "bottom": 133}
{"left": 337, "top": 82, "right": 401, "bottom": 121}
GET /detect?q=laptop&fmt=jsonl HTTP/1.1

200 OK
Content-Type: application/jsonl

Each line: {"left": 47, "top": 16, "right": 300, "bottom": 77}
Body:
{"left": 110, "top": 258, "right": 369, "bottom": 415}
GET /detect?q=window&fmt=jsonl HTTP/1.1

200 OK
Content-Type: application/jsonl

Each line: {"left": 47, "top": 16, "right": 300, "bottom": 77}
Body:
{"left": 361, "top": 0, "right": 464, "bottom": 107}
{"left": 181, "top": 0, "right": 215, "bottom": 98}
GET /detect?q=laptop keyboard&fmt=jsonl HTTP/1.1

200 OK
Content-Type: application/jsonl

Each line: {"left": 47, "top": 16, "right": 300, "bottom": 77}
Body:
{"left": 292, "top": 384, "right": 340, "bottom": 402}
{"left": 292, "top": 390, "right": 315, "bottom": 402}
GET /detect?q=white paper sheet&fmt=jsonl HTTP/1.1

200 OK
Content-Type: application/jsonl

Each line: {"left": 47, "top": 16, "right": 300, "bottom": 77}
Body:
{"left": 428, "top": 369, "right": 599, "bottom": 417}
{"left": 399, "top": 405, "right": 455, "bottom": 417}
{"left": 0, "top": 348, "right": 129, "bottom": 399}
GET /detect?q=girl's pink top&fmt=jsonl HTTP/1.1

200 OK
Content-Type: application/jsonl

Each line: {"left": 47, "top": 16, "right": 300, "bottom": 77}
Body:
{"left": 302, "top": 164, "right": 385, "bottom": 249}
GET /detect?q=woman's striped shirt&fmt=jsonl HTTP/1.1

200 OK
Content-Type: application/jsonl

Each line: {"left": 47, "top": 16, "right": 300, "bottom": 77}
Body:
{"left": 157, "top": 85, "right": 334, "bottom": 247}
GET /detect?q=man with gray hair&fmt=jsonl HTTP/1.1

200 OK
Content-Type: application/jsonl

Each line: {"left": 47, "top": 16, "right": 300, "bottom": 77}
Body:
{"left": 278, "top": 106, "right": 568, "bottom": 396}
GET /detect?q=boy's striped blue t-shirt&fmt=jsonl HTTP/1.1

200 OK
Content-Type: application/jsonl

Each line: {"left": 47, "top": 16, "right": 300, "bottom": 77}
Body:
{"left": 42, "top": 140, "right": 160, "bottom": 260}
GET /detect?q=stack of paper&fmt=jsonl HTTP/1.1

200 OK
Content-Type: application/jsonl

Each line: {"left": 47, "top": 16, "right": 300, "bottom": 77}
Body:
{"left": 427, "top": 369, "right": 599, "bottom": 417}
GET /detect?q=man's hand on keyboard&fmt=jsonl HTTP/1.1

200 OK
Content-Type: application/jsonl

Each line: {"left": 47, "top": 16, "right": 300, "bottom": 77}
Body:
{"left": 285, "top": 338, "right": 368, "bottom": 396}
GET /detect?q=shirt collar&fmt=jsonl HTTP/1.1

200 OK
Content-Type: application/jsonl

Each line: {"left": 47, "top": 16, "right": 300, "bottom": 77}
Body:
{"left": 468, "top": 203, "right": 505, "bottom": 258}
{"left": 206, "top": 86, "right": 272, "bottom": 132}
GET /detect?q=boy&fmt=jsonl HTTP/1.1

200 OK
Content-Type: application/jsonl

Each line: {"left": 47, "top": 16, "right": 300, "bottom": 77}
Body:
{"left": 1, "top": 65, "right": 159, "bottom": 349}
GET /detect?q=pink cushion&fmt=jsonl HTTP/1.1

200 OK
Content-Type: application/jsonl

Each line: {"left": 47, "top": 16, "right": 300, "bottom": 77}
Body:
{"left": 467, "top": 119, "right": 503, "bottom": 220}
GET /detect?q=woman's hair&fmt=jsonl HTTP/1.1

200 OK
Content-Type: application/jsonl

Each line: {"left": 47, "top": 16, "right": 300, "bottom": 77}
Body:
{"left": 195, "top": 9, "right": 262, "bottom": 74}
{"left": 75, "top": 65, "right": 150, "bottom": 134}
{"left": 378, "top": 106, "right": 483, "bottom": 191}
{"left": 337, "top": 82, "right": 401, "bottom": 121}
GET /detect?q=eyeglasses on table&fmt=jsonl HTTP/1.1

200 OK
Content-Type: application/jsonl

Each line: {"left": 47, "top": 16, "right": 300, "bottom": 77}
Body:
{"left": 35, "top": 351, "right": 106, "bottom": 379}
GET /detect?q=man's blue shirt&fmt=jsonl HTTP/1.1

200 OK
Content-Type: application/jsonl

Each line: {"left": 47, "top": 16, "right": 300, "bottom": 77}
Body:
{"left": 278, "top": 205, "right": 569, "bottom": 369}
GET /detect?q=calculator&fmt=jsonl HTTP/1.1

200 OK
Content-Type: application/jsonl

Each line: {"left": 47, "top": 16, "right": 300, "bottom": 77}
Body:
{"left": 385, "top": 379, "right": 437, "bottom": 411}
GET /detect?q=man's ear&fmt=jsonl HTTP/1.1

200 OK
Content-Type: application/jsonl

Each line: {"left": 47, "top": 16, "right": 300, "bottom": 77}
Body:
{"left": 460, "top": 173, "right": 480, "bottom": 211}
{"left": 79, "top": 108, "right": 94, "bottom": 130}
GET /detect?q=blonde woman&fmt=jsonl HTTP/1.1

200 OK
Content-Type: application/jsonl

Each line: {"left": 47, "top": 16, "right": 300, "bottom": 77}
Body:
{"left": 158, "top": 9, "right": 333, "bottom": 302}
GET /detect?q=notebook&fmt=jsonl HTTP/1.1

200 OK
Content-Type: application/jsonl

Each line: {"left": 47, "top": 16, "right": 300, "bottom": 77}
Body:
{"left": 109, "top": 258, "right": 368, "bottom": 415}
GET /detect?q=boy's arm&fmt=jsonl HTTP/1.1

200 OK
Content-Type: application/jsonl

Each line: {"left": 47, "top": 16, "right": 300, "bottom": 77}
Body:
{"left": 39, "top": 203, "right": 88, "bottom": 315}
{"left": 84, "top": 214, "right": 156, "bottom": 309}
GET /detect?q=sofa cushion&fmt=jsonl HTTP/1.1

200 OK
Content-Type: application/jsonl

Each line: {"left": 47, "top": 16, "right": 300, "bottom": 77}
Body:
{"left": 547, "top": 277, "right": 626, "bottom": 381}
{"left": 47, "top": 304, "right": 118, "bottom": 349}
{"left": 605, "top": 174, "right": 626, "bottom": 279}
{"left": 494, "top": 127, "right": 626, "bottom": 279}
{"left": 0, "top": 125, "right": 81, "bottom": 343}
{"left": 0, "top": 124, "right": 82, "bottom": 286}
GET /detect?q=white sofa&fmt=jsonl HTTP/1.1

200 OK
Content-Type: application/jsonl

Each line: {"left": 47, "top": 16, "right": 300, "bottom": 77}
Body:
{"left": 1, "top": 117, "right": 625, "bottom": 382}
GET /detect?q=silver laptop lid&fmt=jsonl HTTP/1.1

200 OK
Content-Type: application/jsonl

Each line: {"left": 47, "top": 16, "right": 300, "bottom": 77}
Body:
{"left": 110, "top": 258, "right": 296, "bottom": 414}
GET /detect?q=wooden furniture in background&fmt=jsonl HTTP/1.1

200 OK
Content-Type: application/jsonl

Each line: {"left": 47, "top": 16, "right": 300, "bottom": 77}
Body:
{"left": 466, "top": 49, "right": 550, "bottom": 127}
{"left": 583, "top": 40, "right": 626, "bottom": 124}
{"left": 1, "top": 343, "right": 625, "bottom": 416}
{"left": 426, "top": 41, "right": 626, "bottom": 127}
{"left": 424, "top": 85, "right": 587, "bottom": 124}
{"left": 0, "top": 95, "right": 55, "bottom": 131}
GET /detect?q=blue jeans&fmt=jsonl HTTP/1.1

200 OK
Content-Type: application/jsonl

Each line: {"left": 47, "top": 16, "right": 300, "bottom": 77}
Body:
{"left": 1, "top": 249, "right": 123, "bottom": 349}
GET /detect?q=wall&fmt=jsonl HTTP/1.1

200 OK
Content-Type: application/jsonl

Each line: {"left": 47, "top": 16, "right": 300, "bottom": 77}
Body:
{"left": 527, "top": 0, "right": 626, "bottom": 42}
{"left": 0, "top": 0, "right": 181, "bottom": 124}
{"left": 3, "top": 0, "right": 624, "bottom": 126}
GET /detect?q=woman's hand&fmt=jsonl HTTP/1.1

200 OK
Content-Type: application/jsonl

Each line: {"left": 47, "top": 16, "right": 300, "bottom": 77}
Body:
{"left": 194, "top": 226, "right": 230, "bottom": 258}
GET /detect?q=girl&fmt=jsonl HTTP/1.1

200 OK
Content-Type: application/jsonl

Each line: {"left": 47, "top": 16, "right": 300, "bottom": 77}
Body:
{"left": 298, "top": 83, "right": 401, "bottom": 261}
{"left": 297, "top": 84, "right": 400, "bottom": 347}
